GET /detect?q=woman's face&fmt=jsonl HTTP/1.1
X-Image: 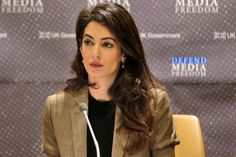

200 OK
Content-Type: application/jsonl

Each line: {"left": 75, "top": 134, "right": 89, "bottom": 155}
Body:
{"left": 80, "top": 21, "right": 123, "bottom": 82}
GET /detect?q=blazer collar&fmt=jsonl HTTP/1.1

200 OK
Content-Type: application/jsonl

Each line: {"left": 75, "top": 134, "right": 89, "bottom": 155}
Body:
{"left": 69, "top": 86, "right": 127, "bottom": 157}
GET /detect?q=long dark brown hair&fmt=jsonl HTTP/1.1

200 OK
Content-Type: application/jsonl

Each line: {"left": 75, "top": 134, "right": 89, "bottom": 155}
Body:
{"left": 65, "top": 3, "right": 165, "bottom": 155}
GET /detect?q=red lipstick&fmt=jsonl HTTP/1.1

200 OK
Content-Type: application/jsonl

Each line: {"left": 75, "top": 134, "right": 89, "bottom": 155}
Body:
{"left": 89, "top": 61, "right": 103, "bottom": 68}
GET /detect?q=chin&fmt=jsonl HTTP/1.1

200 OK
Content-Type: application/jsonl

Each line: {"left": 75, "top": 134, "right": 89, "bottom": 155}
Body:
{"left": 88, "top": 72, "right": 105, "bottom": 78}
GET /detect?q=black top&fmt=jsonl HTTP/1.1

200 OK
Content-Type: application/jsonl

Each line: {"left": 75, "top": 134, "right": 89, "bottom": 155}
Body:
{"left": 87, "top": 93, "right": 116, "bottom": 157}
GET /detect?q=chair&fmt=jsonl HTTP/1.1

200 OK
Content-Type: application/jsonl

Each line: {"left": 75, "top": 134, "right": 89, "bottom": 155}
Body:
{"left": 173, "top": 115, "right": 206, "bottom": 157}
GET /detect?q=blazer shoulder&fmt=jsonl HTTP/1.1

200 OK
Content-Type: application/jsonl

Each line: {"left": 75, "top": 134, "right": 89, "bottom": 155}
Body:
{"left": 45, "top": 87, "right": 89, "bottom": 110}
{"left": 150, "top": 88, "right": 169, "bottom": 100}
{"left": 45, "top": 90, "right": 77, "bottom": 109}
{"left": 149, "top": 88, "right": 171, "bottom": 110}
{"left": 46, "top": 90, "right": 68, "bottom": 103}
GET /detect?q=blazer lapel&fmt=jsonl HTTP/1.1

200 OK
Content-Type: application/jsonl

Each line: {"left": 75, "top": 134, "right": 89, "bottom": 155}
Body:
{"left": 70, "top": 87, "right": 88, "bottom": 157}
{"left": 69, "top": 86, "right": 128, "bottom": 157}
{"left": 112, "top": 106, "right": 128, "bottom": 157}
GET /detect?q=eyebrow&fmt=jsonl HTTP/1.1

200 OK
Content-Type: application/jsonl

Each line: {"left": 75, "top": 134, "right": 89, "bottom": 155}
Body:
{"left": 83, "top": 34, "right": 117, "bottom": 42}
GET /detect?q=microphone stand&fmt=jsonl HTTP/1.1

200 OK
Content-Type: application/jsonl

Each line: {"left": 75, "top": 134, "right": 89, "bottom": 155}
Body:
{"left": 80, "top": 103, "right": 100, "bottom": 157}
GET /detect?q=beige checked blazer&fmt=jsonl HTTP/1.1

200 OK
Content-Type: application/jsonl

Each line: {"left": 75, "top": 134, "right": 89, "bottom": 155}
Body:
{"left": 41, "top": 86, "right": 179, "bottom": 157}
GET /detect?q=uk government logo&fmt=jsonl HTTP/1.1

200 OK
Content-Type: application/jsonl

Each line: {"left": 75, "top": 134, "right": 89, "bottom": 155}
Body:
{"left": 1, "top": 0, "right": 44, "bottom": 14}
{"left": 175, "top": 0, "right": 219, "bottom": 14}
{"left": 39, "top": 31, "right": 75, "bottom": 39}
{"left": 214, "top": 31, "right": 236, "bottom": 40}
{"left": 87, "top": 0, "right": 130, "bottom": 11}
{"left": 171, "top": 56, "right": 207, "bottom": 77}
{"left": 139, "top": 32, "right": 181, "bottom": 39}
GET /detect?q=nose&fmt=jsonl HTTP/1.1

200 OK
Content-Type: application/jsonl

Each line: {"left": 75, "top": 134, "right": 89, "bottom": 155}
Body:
{"left": 92, "top": 44, "right": 101, "bottom": 60}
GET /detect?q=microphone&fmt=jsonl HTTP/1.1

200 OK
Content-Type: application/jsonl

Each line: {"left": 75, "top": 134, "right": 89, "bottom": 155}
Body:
{"left": 79, "top": 103, "right": 100, "bottom": 157}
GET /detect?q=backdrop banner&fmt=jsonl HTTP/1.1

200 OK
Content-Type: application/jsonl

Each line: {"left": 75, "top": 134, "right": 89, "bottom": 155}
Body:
{"left": 0, "top": 0, "right": 236, "bottom": 157}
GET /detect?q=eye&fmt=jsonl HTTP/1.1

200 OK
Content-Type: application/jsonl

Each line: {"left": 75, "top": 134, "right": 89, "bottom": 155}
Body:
{"left": 102, "top": 42, "right": 113, "bottom": 48}
{"left": 83, "top": 39, "right": 93, "bottom": 46}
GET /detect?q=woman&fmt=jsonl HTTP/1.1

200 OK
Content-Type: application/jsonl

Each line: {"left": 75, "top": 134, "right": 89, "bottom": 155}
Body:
{"left": 41, "top": 2, "right": 179, "bottom": 157}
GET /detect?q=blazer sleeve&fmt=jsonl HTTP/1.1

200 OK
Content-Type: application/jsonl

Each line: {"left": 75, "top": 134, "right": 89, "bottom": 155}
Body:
{"left": 150, "top": 90, "right": 180, "bottom": 157}
{"left": 41, "top": 96, "right": 61, "bottom": 157}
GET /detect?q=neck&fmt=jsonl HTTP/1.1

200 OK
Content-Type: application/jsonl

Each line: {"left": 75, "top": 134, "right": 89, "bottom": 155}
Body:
{"left": 88, "top": 76, "right": 116, "bottom": 101}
